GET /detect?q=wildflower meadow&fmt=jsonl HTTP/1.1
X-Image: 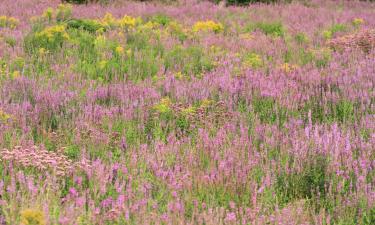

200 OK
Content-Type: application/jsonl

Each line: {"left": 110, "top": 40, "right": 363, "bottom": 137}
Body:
{"left": 0, "top": 0, "right": 374, "bottom": 224}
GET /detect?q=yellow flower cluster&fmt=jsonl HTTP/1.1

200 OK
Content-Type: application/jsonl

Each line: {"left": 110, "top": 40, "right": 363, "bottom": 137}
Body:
{"left": 279, "top": 63, "right": 299, "bottom": 73}
{"left": 0, "top": 15, "right": 20, "bottom": 29}
{"left": 36, "top": 25, "right": 70, "bottom": 42}
{"left": 322, "top": 30, "right": 332, "bottom": 40}
{"left": 20, "top": 209, "right": 46, "bottom": 225}
{"left": 153, "top": 97, "right": 172, "bottom": 113}
{"left": 352, "top": 18, "right": 364, "bottom": 27}
{"left": 181, "top": 106, "right": 196, "bottom": 116}
{"left": 115, "top": 46, "right": 124, "bottom": 55}
{"left": 98, "top": 60, "right": 108, "bottom": 70}
{"left": 94, "top": 35, "right": 107, "bottom": 49}
{"left": 41, "top": 4, "right": 72, "bottom": 22}
{"left": 118, "top": 15, "right": 138, "bottom": 28}
{"left": 192, "top": 20, "right": 224, "bottom": 33}
{"left": 0, "top": 109, "right": 11, "bottom": 122}
{"left": 38, "top": 48, "right": 49, "bottom": 56}
{"left": 42, "top": 7, "right": 54, "bottom": 20}
{"left": 243, "top": 53, "right": 263, "bottom": 69}
{"left": 0, "top": 64, "right": 7, "bottom": 76}
{"left": 100, "top": 13, "right": 141, "bottom": 29}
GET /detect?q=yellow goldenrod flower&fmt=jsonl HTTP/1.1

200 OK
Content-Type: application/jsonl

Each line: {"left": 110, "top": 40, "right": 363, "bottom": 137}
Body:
{"left": 20, "top": 209, "right": 46, "bottom": 225}
{"left": 12, "top": 70, "right": 20, "bottom": 79}
{"left": 181, "top": 106, "right": 196, "bottom": 116}
{"left": 0, "top": 109, "right": 11, "bottom": 122}
{"left": 115, "top": 46, "right": 124, "bottom": 55}
{"left": 98, "top": 60, "right": 107, "bottom": 70}
{"left": 243, "top": 53, "right": 263, "bottom": 69}
{"left": 0, "top": 16, "right": 19, "bottom": 29}
{"left": 352, "top": 18, "right": 364, "bottom": 27}
{"left": 7, "top": 17, "right": 19, "bottom": 29}
{"left": 201, "top": 99, "right": 212, "bottom": 108}
{"left": 192, "top": 20, "right": 224, "bottom": 33}
{"left": 94, "top": 35, "right": 107, "bottom": 50}
{"left": 0, "top": 16, "right": 7, "bottom": 27}
{"left": 38, "top": 48, "right": 46, "bottom": 56}
{"left": 153, "top": 97, "right": 172, "bottom": 113}
{"left": 279, "top": 63, "right": 299, "bottom": 73}
{"left": 118, "top": 15, "right": 136, "bottom": 28}
{"left": 42, "top": 7, "right": 54, "bottom": 20}
{"left": 174, "top": 71, "right": 183, "bottom": 80}
{"left": 101, "top": 12, "right": 117, "bottom": 28}
{"left": 322, "top": 30, "right": 332, "bottom": 39}
{"left": 36, "top": 25, "right": 69, "bottom": 42}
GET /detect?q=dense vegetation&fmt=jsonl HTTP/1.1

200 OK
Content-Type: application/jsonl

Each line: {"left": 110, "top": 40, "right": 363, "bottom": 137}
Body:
{"left": 0, "top": 0, "right": 374, "bottom": 224}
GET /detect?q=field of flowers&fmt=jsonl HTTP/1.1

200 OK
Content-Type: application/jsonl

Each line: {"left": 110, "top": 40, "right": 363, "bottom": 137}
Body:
{"left": 0, "top": 0, "right": 374, "bottom": 224}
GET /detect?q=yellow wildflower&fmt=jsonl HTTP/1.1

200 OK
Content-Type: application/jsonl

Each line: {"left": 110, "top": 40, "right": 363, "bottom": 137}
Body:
{"left": 192, "top": 20, "right": 224, "bottom": 33}
{"left": 20, "top": 209, "right": 46, "bottom": 225}
{"left": 56, "top": 3, "right": 72, "bottom": 21}
{"left": 7, "top": 17, "right": 19, "bottom": 29}
{"left": 243, "top": 53, "right": 263, "bottom": 69}
{"left": 201, "top": 99, "right": 212, "bottom": 108}
{"left": 101, "top": 13, "right": 117, "bottom": 28}
{"left": 115, "top": 46, "right": 124, "bottom": 55}
{"left": 118, "top": 15, "right": 136, "bottom": 28}
{"left": 352, "top": 18, "right": 364, "bottom": 27}
{"left": 42, "top": 7, "right": 54, "bottom": 20}
{"left": 181, "top": 106, "right": 196, "bottom": 116}
{"left": 0, "top": 16, "right": 7, "bottom": 27}
{"left": 98, "top": 60, "right": 107, "bottom": 70}
{"left": 0, "top": 16, "right": 19, "bottom": 29}
{"left": 0, "top": 109, "right": 11, "bottom": 122}
{"left": 322, "top": 30, "right": 332, "bottom": 39}
{"left": 36, "top": 25, "right": 69, "bottom": 42}
{"left": 12, "top": 70, "right": 20, "bottom": 79}
{"left": 279, "top": 63, "right": 299, "bottom": 73}
{"left": 94, "top": 35, "right": 107, "bottom": 49}
{"left": 38, "top": 48, "right": 47, "bottom": 56}
{"left": 153, "top": 97, "right": 172, "bottom": 113}
{"left": 174, "top": 71, "right": 183, "bottom": 79}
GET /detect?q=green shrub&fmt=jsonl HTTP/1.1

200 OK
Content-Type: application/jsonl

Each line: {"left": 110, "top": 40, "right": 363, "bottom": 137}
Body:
{"left": 164, "top": 45, "right": 213, "bottom": 77}
{"left": 66, "top": 19, "right": 105, "bottom": 33}
{"left": 245, "top": 21, "right": 285, "bottom": 37}
{"left": 275, "top": 156, "right": 328, "bottom": 208}
{"left": 148, "top": 14, "right": 172, "bottom": 26}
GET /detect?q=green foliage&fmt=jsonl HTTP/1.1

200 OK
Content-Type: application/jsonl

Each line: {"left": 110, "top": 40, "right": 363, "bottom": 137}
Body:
{"left": 322, "top": 23, "right": 347, "bottom": 39}
{"left": 302, "top": 99, "right": 357, "bottom": 124}
{"left": 66, "top": 19, "right": 105, "bottom": 33}
{"left": 24, "top": 25, "right": 70, "bottom": 54}
{"left": 148, "top": 14, "right": 172, "bottom": 26}
{"left": 65, "top": 144, "right": 80, "bottom": 160}
{"left": 246, "top": 21, "right": 285, "bottom": 37}
{"left": 164, "top": 45, "right": 213, "bottom": 77}
{"left": 275, "top": 156, "right": 328, "bottom": 208}
{"left": 362, "top": 206, "right": 375, "bottom": 225}
{"left": 252, "top": 96, "right": 289, "bottom": 126}
{"left": 295, "top": 32, "right": 309, "bottom": 45}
